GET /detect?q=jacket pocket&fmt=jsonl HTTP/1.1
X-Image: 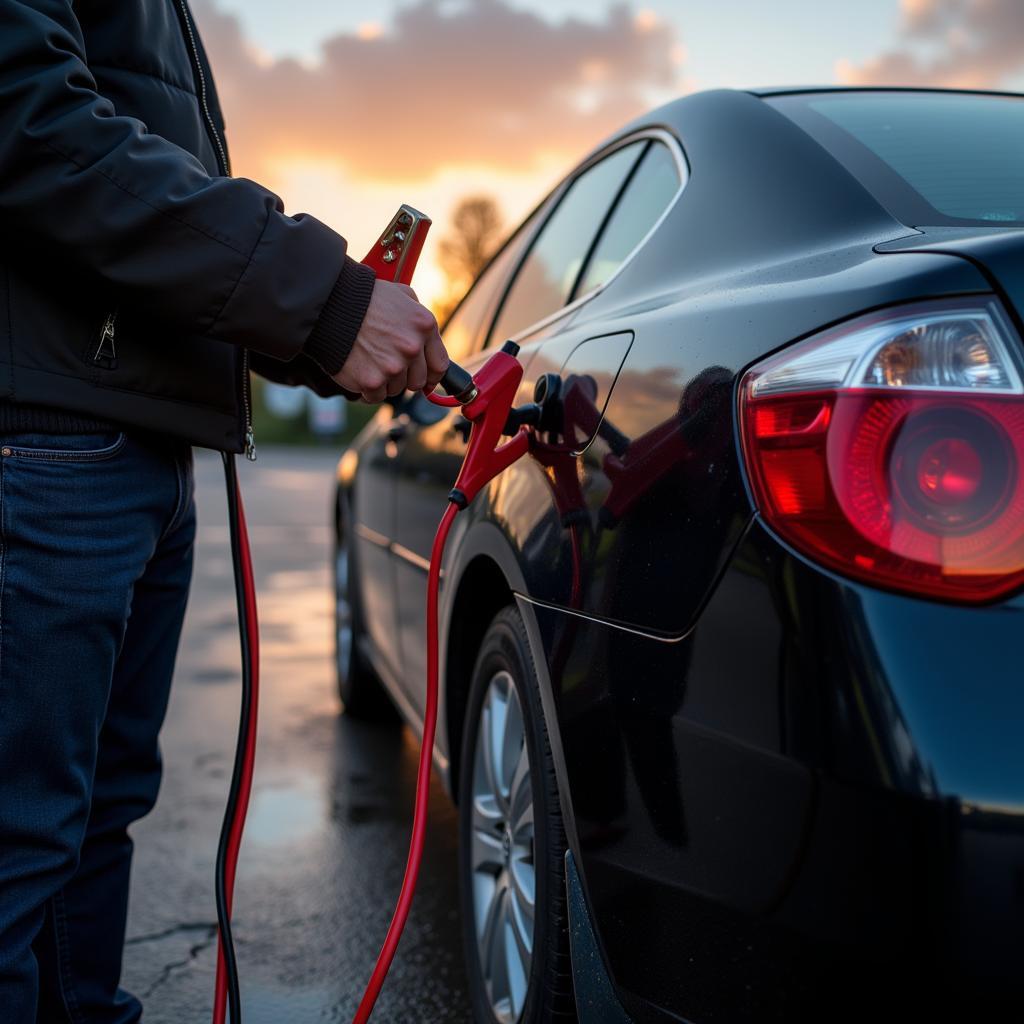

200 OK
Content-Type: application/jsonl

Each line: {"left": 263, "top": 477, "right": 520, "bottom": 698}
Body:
{"left": 1, "top": 432, "right": 127, "bottom": 463}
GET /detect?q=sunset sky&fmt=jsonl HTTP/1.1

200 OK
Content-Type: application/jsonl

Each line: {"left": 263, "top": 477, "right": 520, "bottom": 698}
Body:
{"left": 192, "top": 0, "right": 1024, "bottom": 310}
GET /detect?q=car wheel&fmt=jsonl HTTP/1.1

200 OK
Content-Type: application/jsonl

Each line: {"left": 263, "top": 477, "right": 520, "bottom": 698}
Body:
{"left": 458, "top": 606, "right": 575, "bottom": 1023}
{"left": 334, "top": 498, "right": 394, "bottom": 720}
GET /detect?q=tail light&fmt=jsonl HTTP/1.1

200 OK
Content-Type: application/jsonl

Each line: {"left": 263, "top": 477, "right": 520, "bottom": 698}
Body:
{"left": 739, "top": 297, "right": 1024, "bottom": 602}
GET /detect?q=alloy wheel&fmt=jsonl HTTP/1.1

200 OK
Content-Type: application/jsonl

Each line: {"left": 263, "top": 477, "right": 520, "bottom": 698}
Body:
{"left": 469, "top": 669, "right": 536, "bottom": 1023}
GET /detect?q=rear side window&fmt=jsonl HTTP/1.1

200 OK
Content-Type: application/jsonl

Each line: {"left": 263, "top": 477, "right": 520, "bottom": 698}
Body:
{"left": 772, "top": 91, "right": 1024, "bottom": 227}
{"left": 441, "top": 224, "right": 533, "bottom": 362}
{"left": 573, "top": 141, "right": 681, "bottom": 298}
{"left": 490, "top": 141, "right": 646, "bottom": 343}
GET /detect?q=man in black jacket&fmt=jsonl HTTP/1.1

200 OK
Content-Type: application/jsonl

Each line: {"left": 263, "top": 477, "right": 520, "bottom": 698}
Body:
{"left": 0, "top": 2, "right": 449, "bottom": 1020}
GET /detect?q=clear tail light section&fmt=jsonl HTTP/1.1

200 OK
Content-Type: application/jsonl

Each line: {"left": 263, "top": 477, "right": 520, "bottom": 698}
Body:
{"left": 739, "top": 298, "right": 1024, "bottom": 602}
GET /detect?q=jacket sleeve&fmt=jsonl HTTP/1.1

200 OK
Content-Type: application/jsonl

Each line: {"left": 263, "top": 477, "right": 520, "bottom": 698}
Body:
{"left": 0, "top": 0, "right": 373, "bottom": 365}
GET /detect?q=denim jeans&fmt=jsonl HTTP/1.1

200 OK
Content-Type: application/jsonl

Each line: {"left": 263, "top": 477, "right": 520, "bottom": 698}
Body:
{"left": 0, "top": 430, "right": 195, "bottom": 1023}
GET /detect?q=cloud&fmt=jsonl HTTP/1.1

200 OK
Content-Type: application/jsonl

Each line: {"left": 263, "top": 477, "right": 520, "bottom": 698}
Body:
{"left": 193, "top": 0, "right": 683, "bottom": 183}
{"left": 839, "top": 0, "right": 1024, "bottom": 88}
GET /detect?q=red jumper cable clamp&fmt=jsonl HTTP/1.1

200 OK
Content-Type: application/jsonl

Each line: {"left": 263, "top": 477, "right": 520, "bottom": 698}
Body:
{"left": 360, "top": 204, "right": 432, "bottom": 286}
{"left": 441, "top": 342, "right": 530, "bottom": 509}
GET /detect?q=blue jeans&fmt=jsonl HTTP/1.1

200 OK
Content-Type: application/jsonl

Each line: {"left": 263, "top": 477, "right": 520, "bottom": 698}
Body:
{"left": 0, "top": 430, "right": 195, "bottom": 1023}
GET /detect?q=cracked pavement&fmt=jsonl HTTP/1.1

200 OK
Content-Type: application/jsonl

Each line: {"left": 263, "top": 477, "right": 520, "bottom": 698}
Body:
{"left": 122, "top": 448, "right": 470, "bottom": 1022}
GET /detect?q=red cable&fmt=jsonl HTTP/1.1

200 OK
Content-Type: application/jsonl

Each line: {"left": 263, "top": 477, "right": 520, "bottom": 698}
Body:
{"left": 210, "top": 477, "right": 459, "bottom": 1023}
{"left": 352, "top": 500, "right": 460, "bottom": 1023}
{"left": 425, "top": 391, "right": 461, "bottom": 408}
{"left": 213, "top": 479, "right": 261, "bottom": 1024}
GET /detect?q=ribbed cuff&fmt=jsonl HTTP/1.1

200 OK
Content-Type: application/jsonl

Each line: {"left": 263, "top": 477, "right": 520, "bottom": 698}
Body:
{"left": 303, "top": 256, "right": 377, "bottom": 376}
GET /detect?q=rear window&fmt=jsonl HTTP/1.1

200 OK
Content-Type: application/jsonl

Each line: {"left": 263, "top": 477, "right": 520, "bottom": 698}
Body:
{"left": 770, "top": 91, "right": 1024, "bottom": 227}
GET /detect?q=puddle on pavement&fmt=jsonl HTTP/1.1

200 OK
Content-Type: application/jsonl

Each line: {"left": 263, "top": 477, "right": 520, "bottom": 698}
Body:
{"left": 245, "top": 775, "right": 324, "bottom": 846}
{"left": 195, "top": 555, "right": 232, "bottom": 579}
{"left": 240, "top": 984, "right": 339, "bottom": 1023}
{"left": 191, "top": 667, "right": 238, "bottom": 685}
{"left": 338, "top": 801, "right": 386, "bottom": 825}
{"left": 264, "top": 568, "right": 330, "bottom": 591}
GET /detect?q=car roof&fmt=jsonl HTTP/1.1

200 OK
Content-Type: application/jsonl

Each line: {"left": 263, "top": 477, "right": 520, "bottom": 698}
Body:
{"left": 602, "top": 85, "right": 1024, "bottom": 161}
{"left": 747, "top": 85, "right": 1024, "bottom": 100}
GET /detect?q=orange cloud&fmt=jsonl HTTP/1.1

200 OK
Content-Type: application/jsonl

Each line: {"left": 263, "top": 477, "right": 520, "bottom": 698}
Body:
{"left": 839, "top": 0, "right": 1024, "bottom": 87}
{"left": 192, "top": 0, "right": 683, "bottom": 184}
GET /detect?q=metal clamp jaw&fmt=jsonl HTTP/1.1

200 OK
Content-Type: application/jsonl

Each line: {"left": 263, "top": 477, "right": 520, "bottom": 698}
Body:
{"left": 361, "top": 205, "right": 431, "bottom": 286}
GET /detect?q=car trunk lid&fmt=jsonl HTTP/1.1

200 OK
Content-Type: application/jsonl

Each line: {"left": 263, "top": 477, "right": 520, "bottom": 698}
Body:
{"left": 877, "top": 227, "right": 1024, "bottom": 332}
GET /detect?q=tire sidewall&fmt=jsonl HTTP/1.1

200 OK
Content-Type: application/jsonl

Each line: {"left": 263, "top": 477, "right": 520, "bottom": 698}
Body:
{"left": 458, "top": 606, "right": 563, "bottom": 1024}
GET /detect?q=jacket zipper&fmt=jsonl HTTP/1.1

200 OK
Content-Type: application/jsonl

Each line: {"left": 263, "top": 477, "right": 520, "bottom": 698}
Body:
{"left": 176, "top": 0, "right": 230, "bottom": 176}
{"left": 94, "top": 310, "right": 118, "bottom": 367}
{"left": 176, "top": 0, "right": 256, "bottom": 460}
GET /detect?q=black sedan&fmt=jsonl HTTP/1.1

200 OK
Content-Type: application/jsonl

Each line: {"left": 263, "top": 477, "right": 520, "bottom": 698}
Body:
{"left": 334, "top": 86, "right": 1024, "bottom": 1023}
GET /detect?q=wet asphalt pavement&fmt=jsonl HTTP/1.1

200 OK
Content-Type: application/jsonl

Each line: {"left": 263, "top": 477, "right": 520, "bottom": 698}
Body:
{"left": 122, "top": 447, "right": 472, "bottom": 1023}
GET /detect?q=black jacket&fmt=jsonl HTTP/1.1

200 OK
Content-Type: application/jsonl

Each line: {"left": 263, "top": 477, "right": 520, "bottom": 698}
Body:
{"left": 0, "top": 0, "right": 375, "bottom": 451}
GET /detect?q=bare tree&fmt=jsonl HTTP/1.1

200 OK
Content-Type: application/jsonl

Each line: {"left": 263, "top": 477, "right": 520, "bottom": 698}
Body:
{"left": 435, "top": 195, "right": 504, "bottom": 323}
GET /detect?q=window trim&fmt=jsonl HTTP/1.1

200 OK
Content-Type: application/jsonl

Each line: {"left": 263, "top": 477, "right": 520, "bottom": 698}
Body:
{"left": 484, "top": 127, "right": 690, "bottom": 349}
{"left": 438, "top": 197, "right": 550, "bottom": 337}
{"left": 568, "top": 140, "right": 652, "bottom": 304}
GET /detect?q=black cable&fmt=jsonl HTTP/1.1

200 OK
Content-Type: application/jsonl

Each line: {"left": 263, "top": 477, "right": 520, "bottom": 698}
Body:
{"left": 217, "top": 451, "right": 251, "bottom": 1023}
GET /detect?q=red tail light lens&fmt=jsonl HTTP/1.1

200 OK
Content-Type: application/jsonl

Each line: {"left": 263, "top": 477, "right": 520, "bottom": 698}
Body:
{"left": 740, "top": 298, "right": 1024, "bottom": 602}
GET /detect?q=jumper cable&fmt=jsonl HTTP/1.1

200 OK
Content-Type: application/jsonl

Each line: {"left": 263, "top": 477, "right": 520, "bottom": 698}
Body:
{"left": 210, "top": 206, "right": 536, "bottom": 1023}
{"left": 352, "top": 341, "right": 529, "bottom": 1022}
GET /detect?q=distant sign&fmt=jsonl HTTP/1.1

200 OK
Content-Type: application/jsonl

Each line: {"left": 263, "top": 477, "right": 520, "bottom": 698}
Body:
{"left": 309, "top": 395, "right": 347, "bottom": 436}
{"left": 263, "top": 383, "right": 306, "bottom": 418}
{"left": 263, "top": 383, "right": 348, "bottom": 437}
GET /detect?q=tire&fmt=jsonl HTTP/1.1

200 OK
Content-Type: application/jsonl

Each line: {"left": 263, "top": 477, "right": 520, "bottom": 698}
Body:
{"left": 458, "top": 606, "right": 575, "bottom": 1023}
{"left": 334, "top": 497, "right": 396, "bottom": 720}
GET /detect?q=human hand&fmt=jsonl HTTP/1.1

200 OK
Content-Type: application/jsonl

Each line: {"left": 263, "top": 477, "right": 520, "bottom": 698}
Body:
{"left": 333, "top": 280, "right": 449, "bottom": 403}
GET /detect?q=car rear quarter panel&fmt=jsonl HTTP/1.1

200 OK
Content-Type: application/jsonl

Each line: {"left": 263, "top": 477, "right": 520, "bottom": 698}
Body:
{"left": 498, "top": 247, "right": 990, "bottom": 634}
{"left": 443, "top": 245, "right": 997, "bottom": 1021}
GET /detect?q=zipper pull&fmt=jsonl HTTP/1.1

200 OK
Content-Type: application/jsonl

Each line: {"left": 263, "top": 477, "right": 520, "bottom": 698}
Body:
{"left": 245, "top": 425, "right": 257, "bottom": 462}
{"left": 94, "top": 312, "right": 117, "bottom": 367}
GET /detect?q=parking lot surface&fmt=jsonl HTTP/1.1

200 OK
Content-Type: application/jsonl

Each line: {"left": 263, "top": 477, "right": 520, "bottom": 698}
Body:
{"left": 123, "top": 447, "right": 471, "bottom": 1022}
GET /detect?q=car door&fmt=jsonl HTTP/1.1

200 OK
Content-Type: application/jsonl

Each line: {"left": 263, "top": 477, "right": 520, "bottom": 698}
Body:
{"left": 351, "top": 405, "right": 404, "bottom": 686}
{"left": 390, "top": 139, "right": 652, "bottom": 718}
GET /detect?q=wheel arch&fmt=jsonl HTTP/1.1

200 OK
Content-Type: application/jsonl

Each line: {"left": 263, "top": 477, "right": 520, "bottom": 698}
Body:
{"left": 443, "top": 521, "right": 582, "bottom": 863}
{"left": 444, "top": 520, "right": 528, "bottom": 798}
{"left": 446, "top": 519, "right": 591, "bottom": 1021}
{"left": 444, "top": 553, "right": 514, "bottom": 802}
